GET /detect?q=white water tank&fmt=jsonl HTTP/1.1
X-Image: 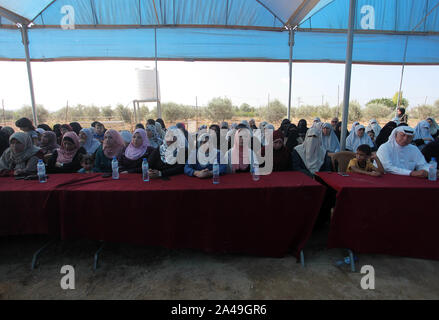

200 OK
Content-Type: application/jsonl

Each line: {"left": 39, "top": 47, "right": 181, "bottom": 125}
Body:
{"left": 136, "top": 67, "right": 160, "bottom": 101}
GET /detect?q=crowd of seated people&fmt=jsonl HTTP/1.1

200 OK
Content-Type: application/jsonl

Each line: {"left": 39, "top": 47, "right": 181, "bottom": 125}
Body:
{"left": 1, "top": 113, "right": 438, "bottom": 180}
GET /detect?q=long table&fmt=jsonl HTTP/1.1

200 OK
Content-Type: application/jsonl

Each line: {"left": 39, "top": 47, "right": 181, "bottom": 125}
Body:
{"left": 0, "top": 172, "right": 325, "bottom": 258}
{"left": 316, "top": 172, "right": 439, "bottom": 261}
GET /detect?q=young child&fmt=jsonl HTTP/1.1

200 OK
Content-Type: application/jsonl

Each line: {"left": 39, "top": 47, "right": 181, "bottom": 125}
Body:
{"left": 78, "top": 153, "right": 95, "bottom": 173}
{"left": 346, "top": 144, "right": 384, "bottom": 176}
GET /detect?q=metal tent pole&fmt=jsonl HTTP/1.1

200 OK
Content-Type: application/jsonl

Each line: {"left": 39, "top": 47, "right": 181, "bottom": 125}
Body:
{"left": 287, "top": 28, "right": 295, "bottom": 121}
{"left": 154, "top": 27, "right": 161, "bottom": 119}
{"left": 20, "top": 25, "right": 38, "bottom": 126}
{"left": 340, "top": 0, "right": 357, "bottom": 151}
{"left": 396, "top": 35, "right": 409, "bottom": 116}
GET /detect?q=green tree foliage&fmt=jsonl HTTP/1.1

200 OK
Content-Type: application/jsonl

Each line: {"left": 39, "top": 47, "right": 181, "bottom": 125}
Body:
{"left": 367, "top": 98, "right": 395, "bottom": 112}
{"left": 14, "top": 105, "right": 49, "bottom": 123}
{"left": 364, "top": 103, "right": 393, "bottom": 120}
{"left": 162, "top": 102, "right": 183, "bottom": 122}
{"left": 115, "top": 104, "right": 133, "bottom": 123}
{"left": 101, "top": 106, "right": 114, "bottom": 120}
{"left": 205, "top": 97, "right": 234, "bottom": 122}
{"left": 137, "top": 105, "right": 149, "bottom": 122}
{"left": 410, "top": 104, "right": 439, "bottom": 120}
{"left": 258, "top": 99, "right": 287, "bottom": 123}
{"left": 85, "top": 105, "right": 101, "bottom": 120}
{"left": 347, "top": 101, "right": 363, "bottom": 122}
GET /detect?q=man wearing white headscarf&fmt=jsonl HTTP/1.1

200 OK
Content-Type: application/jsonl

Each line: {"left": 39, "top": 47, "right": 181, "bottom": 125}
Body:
{"left": 292, "top": 127, "right": 331, "bottom": 177}
{"left": 367, "top": 119, "right": 381, "bottom": 137}
{"left": 346, "top": 125, "right": 374, "bottom": 152}
{"left": 321, "top": 123, "right": 340, "bottom": 153}
{"left": 377, "top": 126, "right": 429, "bottom": 178}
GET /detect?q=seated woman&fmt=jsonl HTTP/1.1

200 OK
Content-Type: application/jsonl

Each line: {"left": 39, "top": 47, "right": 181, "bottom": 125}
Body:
{"left": 47, "top": 132, "right": 86, "bottom": 173}
{"left": 346, "top": 144, "right": 384, "bottom": 176}
{"left": 297, "top": 119, "right": 308, "bottom": 143}
{"left": 119, "top": 128, "right": 155, "bottom": 173}
{"left": 40, "top": 131, "right": 60, "bottom": 156}
{"left": 0, "top": 132, "right": 42, "bottom": 176}
{"left": 426, "top": 117, "right": 439, "bottom": 140}
{"left": 93, "top": 129, "right": 126, "bottom": 173}
{"left": 79, "top": 128, "right": 101, "bottom": 155}
{"left": 346, "top": 124, "right": 375, "bottom": 152}
{"left": 146, "top": 124, "right": 163, "bottom": 149}
{"left": 377, "top": 126, "right": 429, "bottom": 178}
{"left": 321, "top": 123, "right": 340, "bottom": 153}
{"left": 225, "top": 128, "right": 260, "bottom": 174}
{"left": 413, "top": 120, "right": 434, "bottom": 149}
{"left": 266, "top": 130, "right": 292, "bottom": 172}
{"left": 184, "top": 133, "right": 227, "bottom": 178}
{"left": 291, "top": 128, "right": 332, "bottom": 178}
{"left": 366, "top": 119, "right": 381, "bottom": 137}
{"left": 148, "top": 126, "right": 188, "bottom": 178}
{"left": 15, "top": 117, "right": 38, "bottom": 145}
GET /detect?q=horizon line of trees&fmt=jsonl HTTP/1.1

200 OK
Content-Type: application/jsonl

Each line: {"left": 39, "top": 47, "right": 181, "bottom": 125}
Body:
{"left": 2, "top": 93, "right": 438, "bottom": 125}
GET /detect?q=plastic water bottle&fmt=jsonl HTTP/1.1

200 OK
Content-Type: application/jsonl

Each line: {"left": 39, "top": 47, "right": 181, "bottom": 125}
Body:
{"left": 112, "top": 156, "right": 119, "bottom": 180}
{"left": 251, "top": 164, "right": 260, "bottom": 181}
{"left": 212, "top": 159, "right": 220, "bottom": 184}
{"left": 142, "top": 158, "right": 149, "bottom": 182}
{"left": 428, "top": 157, "right": 437, "bottom": 181}
{"left": 37, "top": 159, "right": 47, "bottom": 183}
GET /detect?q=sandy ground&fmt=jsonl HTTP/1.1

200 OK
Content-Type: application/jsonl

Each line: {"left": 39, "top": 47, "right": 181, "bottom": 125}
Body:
{"left": 1, "top": 225, "right": 438, "bottom": 300}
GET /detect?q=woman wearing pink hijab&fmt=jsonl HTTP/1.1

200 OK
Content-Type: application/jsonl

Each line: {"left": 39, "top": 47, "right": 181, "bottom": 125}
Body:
{"left": 93, "top": 129, "right": 126, "bottom": 173}
{"left": 119, "top": 128, "right": 155, "bottom": 173}
{"left": 47, "top": 131, "right": 86, "bottom": 173}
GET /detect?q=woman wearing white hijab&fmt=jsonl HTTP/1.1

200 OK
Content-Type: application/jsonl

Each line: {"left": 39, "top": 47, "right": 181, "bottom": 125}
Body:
{"left": 346, "top": 125, "right": 374, "bottom": 152}
{"left": 413, "top": 120, "right": 434, "bottom": 147}
{"left": 292, "top": 127, "right": 331, "bottom": 177}
{"left": 367, "top": 119, "right": 381, "bottom": 137}
{"left": 79, "top": 128, "right": 101, "bottom": 155}
{"left": 377, "top": 126, "right": 429, "bottom": 177}
{"left": 321, "top": 123, "right": 340, "bottom": 153}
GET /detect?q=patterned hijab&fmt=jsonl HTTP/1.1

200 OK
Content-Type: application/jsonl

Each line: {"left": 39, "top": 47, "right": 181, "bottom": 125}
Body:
{"left": 146, "top": 124, "right": 162, "bottom": 148}
{"left": 124, "top": 128, "right": 150, "bottom": 160}
{"left": 40, "top": 131, "right": 59, "bottom": 154}
{"left": 57, "top": 131, "right": 81, "bottom": 164}
{"left": 159, "top": 127, "right": 186, "bottom": 164}
{"left": 103, "top": 129, "right": 125, "bottom": 159}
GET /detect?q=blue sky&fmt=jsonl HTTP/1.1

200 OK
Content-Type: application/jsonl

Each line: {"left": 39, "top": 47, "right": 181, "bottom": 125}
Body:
{"left": 0, "top": 60, "right": 438, "bottom": 112}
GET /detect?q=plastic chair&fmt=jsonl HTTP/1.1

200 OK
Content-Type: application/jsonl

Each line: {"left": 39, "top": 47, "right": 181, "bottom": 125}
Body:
{"left": 329, "top": 151, "right": 356, "bottom": 172}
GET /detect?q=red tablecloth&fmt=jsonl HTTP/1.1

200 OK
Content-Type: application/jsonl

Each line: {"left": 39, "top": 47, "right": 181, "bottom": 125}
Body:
{"left": 1, "top": 172, "right": 325, "bottom": 258}
{"left": 316, "top": 172, "right": 439, "bottom": 260}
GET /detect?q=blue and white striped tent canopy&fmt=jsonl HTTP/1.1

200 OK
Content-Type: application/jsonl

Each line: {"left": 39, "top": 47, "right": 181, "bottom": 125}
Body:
{"left": 0, "top": 0, "right": 438, "bottom": 64}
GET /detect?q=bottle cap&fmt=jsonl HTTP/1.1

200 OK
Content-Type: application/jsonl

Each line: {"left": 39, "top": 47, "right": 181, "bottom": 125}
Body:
{"left": 113, "top": 156, "right": 116, "bottom": 160}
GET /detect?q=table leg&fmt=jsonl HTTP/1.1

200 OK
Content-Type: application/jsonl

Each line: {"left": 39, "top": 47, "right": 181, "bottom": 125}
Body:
{"left": 31, "top": 240, "right": 54, "bottom": 270}
{"left": 300, "top": 250, "right": 305, "bottom": 268}
{"left": 347, "top": 249, "right": 356, "bottom": 272}
{"left": 93, "top": 241, "right": 105, "bottom": 271}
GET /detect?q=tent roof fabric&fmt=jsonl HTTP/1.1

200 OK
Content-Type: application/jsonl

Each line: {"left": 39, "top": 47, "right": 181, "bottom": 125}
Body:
{"left": 0, "top": 0, "right": 438, "bottom": 64}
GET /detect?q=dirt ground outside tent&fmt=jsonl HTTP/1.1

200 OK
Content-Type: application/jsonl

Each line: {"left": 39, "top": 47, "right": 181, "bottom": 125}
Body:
{"left": 1, "top": 225, "right": 438, "bottom": 300}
